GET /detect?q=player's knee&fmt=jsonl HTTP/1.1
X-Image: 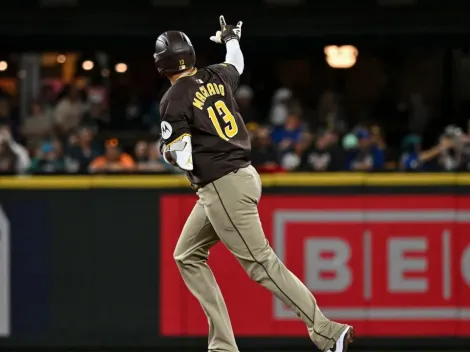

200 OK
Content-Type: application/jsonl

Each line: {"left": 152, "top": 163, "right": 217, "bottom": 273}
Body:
{"left": 243, "top": 250, "right": 277, "bottom": 283}
{"left": 173, "top": 247, "right": 207, "bottom": 266}
{"left": 173, "top": 252, "right": 184, "bottom": 265}
{"left": 173, "top": 244, "right": 187, "bottom": 264}
{"left": 244, "top": 262, "right": 266, "bottom": 283}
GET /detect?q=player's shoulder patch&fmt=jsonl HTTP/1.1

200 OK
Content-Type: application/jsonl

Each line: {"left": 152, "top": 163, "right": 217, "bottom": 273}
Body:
{"left": 161, "top": 121, "right": 172, "bottom": 140}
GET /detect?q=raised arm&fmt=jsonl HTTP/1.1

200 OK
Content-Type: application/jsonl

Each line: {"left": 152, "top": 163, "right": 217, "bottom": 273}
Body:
{"left": 210, "top": 15, "right": 244, "bottom": 74}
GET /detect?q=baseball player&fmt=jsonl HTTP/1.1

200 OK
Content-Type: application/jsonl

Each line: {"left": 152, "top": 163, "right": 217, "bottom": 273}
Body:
{"left": 155, "top": 16, "right": 354, "bottom": 352}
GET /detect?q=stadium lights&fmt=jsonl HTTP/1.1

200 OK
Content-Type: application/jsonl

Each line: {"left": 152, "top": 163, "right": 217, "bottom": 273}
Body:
{"left": 82, "top": 60, "right": 94, "bottom": 71}
{"left": 57, "top": 54, "right": 66, "bottom": 64}
{"left": 115, "top": 63, "right": 128, "bottom": 73}
{"left": 0, "top": 61, "right": 8, "bottom": 71}
{"left": 324, "top": 45, "right": 358, "bottom": 69}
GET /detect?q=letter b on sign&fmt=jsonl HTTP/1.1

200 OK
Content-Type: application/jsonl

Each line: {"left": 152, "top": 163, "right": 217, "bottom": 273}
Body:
{"left": 305, "top": 239, "right": 351, "bottom": 292}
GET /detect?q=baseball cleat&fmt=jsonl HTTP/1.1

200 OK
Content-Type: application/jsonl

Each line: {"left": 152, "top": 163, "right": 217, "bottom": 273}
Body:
{"left": 327, "top": 325, "right": 354, "bottom": 352}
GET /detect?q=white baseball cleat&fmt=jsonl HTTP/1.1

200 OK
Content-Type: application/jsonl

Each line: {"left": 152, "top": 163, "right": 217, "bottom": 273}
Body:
{"left": 327, "top": 325, "right": 355, "bottom": 352}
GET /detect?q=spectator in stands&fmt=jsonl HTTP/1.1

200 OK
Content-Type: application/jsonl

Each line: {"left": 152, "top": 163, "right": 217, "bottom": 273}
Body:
{"left": 400, "top": 134, "right": 453, "bottom": 171}
{"left": 89, "top": 138, "right": 135, "bottom": 173}
{"left": 0, "top": 96, "right": 12, "bottom": 128}
{"left": 246, "top": 122, "right": 260, "bottom": 141}
{"left": 278, "top": 130, "right": 313, "bottom": 171}
{"left": 29, "top": 140, "right": 65, "bottom": 174}
{"left": 54, "top": 85, "right": 86, "bottom": 135}
{"left": 458, "top": 123, "right": 470, "bottom": 170}
{"left": 299, "top": 129, "right": 345, "bottom": 171}
{"left": 438, "top": 137, "right": 461, "bottom": 172}
{"left": 38, "top": 84, "right": 56, "bottom": 116}
{"left": 370, "top": 124, "right": 386, "bottom": 150}
{"left": 0, "top": 125, "right": 17, "bottom": 174}
{"left": 251, "top": 126, "right": 281, "bottom": 172}
{"left": 281, "top": 131, "right": 313, "bottom": 171}
{"left": 436, "top": 125, "right": 469, "bottom": 171}
{"left": 65, "top": 126, "right": 101, "bottom": 173}
{"left": 134, "top": 140, "right": 173, "bottom": 173}
{"left": 347, "top": 128, "right": 385, "bottom": 171}
{"left": 21, "top": 101, "right": 54, "bottom": 145}
{"left": 0, "top": 125, "right": 30, "bottom": 174}
{"left": 317, "top": 90, "right": 346, "bottom": 133}
{"left": 125, "top": 95, "right": 143, "bottom": 129}
{"left": 81, "top": 101, "right": 110, "bottom": 132}
{"left": 134, "top": 140, "right": 148, "bottom": 164}
{"left": 269, "top": 87, "right": 292, "bottom": 126}
{"left": 0, "top": 138, "right": 16, "bottom": 174}
{"left": 235, "top": 85, "right": 259, "bottom": 124}
{"left": 342, "top": 133, "right": 358, "bottom": 151}
{"left": 0, "top": 95, "right": 18, "bottom": 139}
{"left": 399, "top": 134, "right": 424, "bottom": 171}
{"left": 370, "top": 123, "right": 394, "bottom": 169}
{"left": 271, "top": 110, "right": 304, "bottom": 154}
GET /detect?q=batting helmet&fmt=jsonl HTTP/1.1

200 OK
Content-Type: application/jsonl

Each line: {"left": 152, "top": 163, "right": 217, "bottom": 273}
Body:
{"left": 153, "top": 31, "right": 196, "bottom": 74}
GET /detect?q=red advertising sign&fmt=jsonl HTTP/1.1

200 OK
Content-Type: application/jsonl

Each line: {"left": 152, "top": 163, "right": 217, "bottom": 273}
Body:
{"left": 160, "top": 195, "right": 470, "bottom": 337}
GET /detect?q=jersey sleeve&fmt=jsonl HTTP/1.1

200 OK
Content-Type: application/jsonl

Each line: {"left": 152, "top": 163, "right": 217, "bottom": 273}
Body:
{"left": 208, "top": 63, "right": 240, "bottom": 92}
{"left": 159, "top": 97, "right": 191, "bottom": 145}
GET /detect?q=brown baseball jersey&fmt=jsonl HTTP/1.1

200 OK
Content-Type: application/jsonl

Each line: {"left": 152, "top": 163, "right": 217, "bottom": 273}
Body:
{"left": 159, "top": 63, "right": 251, "bottom": 186}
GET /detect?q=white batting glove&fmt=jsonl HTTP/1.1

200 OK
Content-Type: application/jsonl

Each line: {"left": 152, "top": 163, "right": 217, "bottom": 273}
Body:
{"left": 210, "top": 30, "right": 223, "bottom": 44}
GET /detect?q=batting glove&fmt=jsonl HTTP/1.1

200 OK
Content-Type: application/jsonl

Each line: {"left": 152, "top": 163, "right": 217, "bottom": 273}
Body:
{"left": 210, "top": 15, "right": 242, "bottom": 44}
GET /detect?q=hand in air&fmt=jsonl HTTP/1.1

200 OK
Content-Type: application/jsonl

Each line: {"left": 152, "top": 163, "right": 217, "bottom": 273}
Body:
{"left": 210, "top": 15, "right": 243, "bottom": 44}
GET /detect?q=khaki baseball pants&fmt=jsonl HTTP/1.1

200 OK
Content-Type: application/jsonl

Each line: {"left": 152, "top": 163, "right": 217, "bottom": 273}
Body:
{"left": 173, "top": 165, "right": 346, "bottom": 352}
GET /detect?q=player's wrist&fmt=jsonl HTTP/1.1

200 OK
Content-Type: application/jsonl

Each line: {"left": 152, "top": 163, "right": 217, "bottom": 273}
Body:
{"left": 222, "top": 35, "right": 239, "bottom": 44}
{"left": 224, "top": 37, "right": 239, "bottom": 44}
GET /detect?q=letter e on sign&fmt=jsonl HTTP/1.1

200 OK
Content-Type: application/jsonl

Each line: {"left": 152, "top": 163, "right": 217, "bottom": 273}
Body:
{"left": 388, "top": 238, "right": 428, "bottom": 293}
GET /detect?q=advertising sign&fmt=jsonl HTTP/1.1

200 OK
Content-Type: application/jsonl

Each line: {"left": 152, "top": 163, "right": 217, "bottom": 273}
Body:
{"left": 160, "top": 195, "right": 470, "bottom": 337}
{"left": 0, "top": 205, "right": 10, "bottom": 337}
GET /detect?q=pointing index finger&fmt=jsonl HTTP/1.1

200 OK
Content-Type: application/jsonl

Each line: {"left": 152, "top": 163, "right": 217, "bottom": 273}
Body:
{"left": 219, "top": 15, "right": 226, "bottom": 29}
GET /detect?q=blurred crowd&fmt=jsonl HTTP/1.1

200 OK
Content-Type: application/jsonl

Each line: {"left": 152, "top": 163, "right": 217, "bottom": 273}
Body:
{"left": 0, "top": 83, "right": 177, "bottom": 175}
{"left": 1, "top": 81, "right": 470, "bottom": 175}
{"left": 247, "top": 87, "right": 470, "bottom": 173}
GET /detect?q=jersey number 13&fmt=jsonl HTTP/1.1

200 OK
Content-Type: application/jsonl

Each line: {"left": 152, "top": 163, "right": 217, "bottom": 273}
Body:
{"left": 207, "top": 100, "right": 239, "bottom": 141}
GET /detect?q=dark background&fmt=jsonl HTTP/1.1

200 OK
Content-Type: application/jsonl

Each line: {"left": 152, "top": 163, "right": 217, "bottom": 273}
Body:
{"left": 4, "top": 1, "right": 470, "bottom": 51}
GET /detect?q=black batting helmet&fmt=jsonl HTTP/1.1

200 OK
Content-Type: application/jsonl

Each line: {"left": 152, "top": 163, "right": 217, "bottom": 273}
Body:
{"left": 153, "top": 31, "right": 196, "bottom": 74}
